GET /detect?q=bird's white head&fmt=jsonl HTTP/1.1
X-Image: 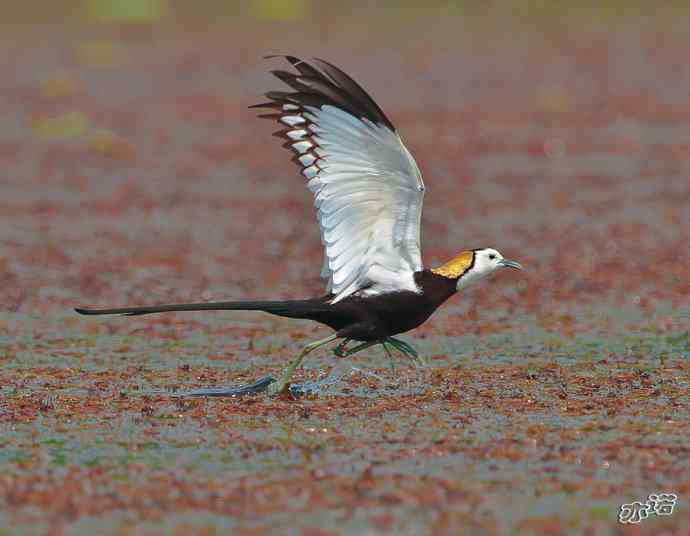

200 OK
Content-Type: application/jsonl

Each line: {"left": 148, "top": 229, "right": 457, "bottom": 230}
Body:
{"left": 431, "top": 247, "right": 523, "bottom": 290}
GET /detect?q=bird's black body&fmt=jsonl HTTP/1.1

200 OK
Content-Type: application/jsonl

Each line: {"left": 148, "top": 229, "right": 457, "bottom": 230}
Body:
{"left": 265, "top": 270, "right": 457, "bottom": 341}
{"left": 75, "top": 270, "right": 457, "bottom": 342}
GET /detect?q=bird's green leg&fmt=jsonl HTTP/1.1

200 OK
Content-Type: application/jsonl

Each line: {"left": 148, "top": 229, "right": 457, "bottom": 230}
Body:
{"left": 382, "top": 341, "right": 396, "bottom": 373}
{"left": 338, "top": 340, "right": 380, "bottom": 357}
{"left": 387, "top": 337, "right": 427, "bottom": 368}
{"left": 267, "top": 334, "right": 338, "bottom": 396}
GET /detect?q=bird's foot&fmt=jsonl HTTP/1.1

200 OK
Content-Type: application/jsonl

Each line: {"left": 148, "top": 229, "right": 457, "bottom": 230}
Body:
{"left": 387, "top": 337, "right": 418, "bottom": 357}
{"left": 386, "top": 337, "right": 426, "bottom": 368}
{"left": 265, "top": 333, "right": 339, "bottom": 397}
{"left": 275, "top": 360, "right": 352, "bottom": 397}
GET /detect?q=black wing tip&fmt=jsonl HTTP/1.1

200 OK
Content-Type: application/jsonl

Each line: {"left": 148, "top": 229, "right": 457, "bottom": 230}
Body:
{"left": 264, "top": 54, "right": 303, "bottom": 63}
{"left": 309, "top": 56, "right": 395, "bottom": 131}
{"left": 264, "top": 54, "right": 309, "bottom": 69}
{"left": 248, "top": 101, "right": 276, "bottom": 110}
{"left": 255, "top": 54, "right": 396, "bottom": 131}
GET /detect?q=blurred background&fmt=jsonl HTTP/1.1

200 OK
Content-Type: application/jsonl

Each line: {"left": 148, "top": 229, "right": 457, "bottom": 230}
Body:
{"left": 1, "top": 3, "right": 690, "bottom": 533}
{"left": 2, "top": 0, "right": 689, "bottom": 335}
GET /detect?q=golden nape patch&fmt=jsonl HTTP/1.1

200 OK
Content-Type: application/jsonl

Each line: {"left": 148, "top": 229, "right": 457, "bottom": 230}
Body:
{"left": 431, "top": 250, "right": 475, "bottom": 279}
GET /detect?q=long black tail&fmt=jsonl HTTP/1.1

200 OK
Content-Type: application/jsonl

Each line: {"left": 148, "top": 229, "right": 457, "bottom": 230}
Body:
{"left": 75, "top": 299, "right": 329, "bottom": 318}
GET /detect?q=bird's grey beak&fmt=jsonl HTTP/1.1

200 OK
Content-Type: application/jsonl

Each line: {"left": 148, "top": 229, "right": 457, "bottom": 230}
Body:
{"left": 499, "top": 259, "right": 523, "bottom": 270}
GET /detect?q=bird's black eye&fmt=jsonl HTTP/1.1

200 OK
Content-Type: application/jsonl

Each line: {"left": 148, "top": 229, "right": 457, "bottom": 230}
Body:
{"left": 489, "top": 254, "right": 496, "bottom": 260}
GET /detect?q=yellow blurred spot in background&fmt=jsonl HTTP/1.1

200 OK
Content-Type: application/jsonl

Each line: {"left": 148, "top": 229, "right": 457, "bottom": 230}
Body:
{"left": 88, "top": 128, "right": 133, "bottom": 158}
{"left": 537, "top": 85, "right": 570, "bottom": 113}
{"left": 86, "top": 0, "right": 167, "bottom": 23}
{"left": 34, "top": 112, "right": 89, "bottom": 140}
{"left": 42, "top": 71, "right": 84, "bottom": 99}
{"left": 250, "top": 0, "right": 305, "bottom": 21}
{"left": 78, "top": 40, "right": 130, "bottom": 69}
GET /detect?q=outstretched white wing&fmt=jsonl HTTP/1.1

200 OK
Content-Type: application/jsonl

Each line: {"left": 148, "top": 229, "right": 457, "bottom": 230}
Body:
{"left": 253, "top": 56, "right": 425, "bottom": 302}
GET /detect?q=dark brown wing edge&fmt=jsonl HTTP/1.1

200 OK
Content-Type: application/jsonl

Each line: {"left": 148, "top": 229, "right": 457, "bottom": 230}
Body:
{"left": 250, "top": 56, "right": 395, "bottom": 131}
{"left": 249, "top": 56, "right": 397, "bottom": 180}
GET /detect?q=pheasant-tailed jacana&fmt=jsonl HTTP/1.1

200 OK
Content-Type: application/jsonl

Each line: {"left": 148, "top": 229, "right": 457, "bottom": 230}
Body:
{"left": 76, "top": 56, "right": 523, "bottom": 396}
